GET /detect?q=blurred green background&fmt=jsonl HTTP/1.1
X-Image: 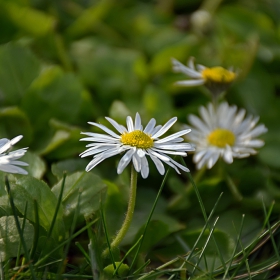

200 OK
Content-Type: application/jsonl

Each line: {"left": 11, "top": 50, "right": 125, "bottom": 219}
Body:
{"left": 0, "top": 0, "right": 280, "bottom": 273}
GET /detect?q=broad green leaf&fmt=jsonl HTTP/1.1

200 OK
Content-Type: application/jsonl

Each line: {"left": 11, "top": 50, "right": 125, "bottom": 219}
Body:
{"left": 133, "top": 220, "right": 169, "bottom": 253}
{"left": 52, "top": 172, "right": 107, "bottom": 230}
{"left": 0, "top": 107, "right": 32, "bottom": 145}
{"left": 51, "top": 158, "right": 90, "bottom": 180}
{"left": 0, "top": 44, "right": 40, "bottom": 105}
{"left": 122, "top": 188, "right": 184, "bottom": 246}
{"left": 104, "top": 180, "right": 127, "bottom": 237}
{"left": 259, "top": 143, "right": 280, "bottom": 169}
{"left": 2, "top": 2, "right": 55, "bottom": 37}
{"left": 66, "top": 1, "right": 113, "bottom": 38}
{"left": 10, "top": 176, "right": 65, "bottom": 242}
{"left": 21, "top": 66, "right": 84, "bottom": 139}
{"left": 21, "top": 151, "right": 46, "bottom": 179}
{"left": 0, "top": 216, "right": 34, "bottom": 260}
{"left": 70, "top": 39, "right": 144, "bottom": 111}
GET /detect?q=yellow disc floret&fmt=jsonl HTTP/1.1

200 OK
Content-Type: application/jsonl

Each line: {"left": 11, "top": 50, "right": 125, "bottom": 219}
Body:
{"left": 208, "top": 128, "right": 235, "bottom": 148}
{"left": 120, "top": 130, "right": 153, "bottom": 149}
{"left": 201, "top": 67, "right": 236, "bottom": 84}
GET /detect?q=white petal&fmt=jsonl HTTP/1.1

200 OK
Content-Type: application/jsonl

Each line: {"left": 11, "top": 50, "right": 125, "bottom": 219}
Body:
{"left": 105, "top": 117, "right": 127, "bottom": 134}
{"left": 148, "top": 150, "right": 170, "bottom": 161}
{"left": 155, "top": 129, "right": 191, "bottom": 144}
{"left": 88, "top": 122, "right": 120, "bottom": 138}
{"left": 207, "top": 153, "right": 219, "bottom": 169}
{"left": 140, "top": 156, "right": 149, "bottom": 178}
{"left": 135, "top": 113, "right": 142, "bottom": 130}
{"left": 171, "top": 58, "right": 202, "bottom": 78}
{"left": 152, "top": 117, "right": 177, "bottom": 138}
{"left": 137, "top": 149, "right": 146, "bottom": 158}
{"left": 126, "top": 116, "right": 134, "bottom": 132}
{"left": 117, "top": 149, "right": 135, "bottom": 174}
{"left": 132, "top": 153, "right": 141, "bottom": 172}
{"left": 0, "top": 164, "right": 28, "bottom": 174}
{"left": 149, "top": 154, "right": 165, "bottom": 175}
{"left": 144, "top": 118, "right": 156, "bottom": 134}
{"left": 174, "top": 79, "right": 205, "bottom": 87}
{"left": 86, "top": 157, "right": 106, "bottom": 172}
{"left": 150, "top": 125, "right": 162, "bottom": 136}
{"left": 10, "top": 135, "right": 23, "bottom": 145}
{"left": 223, "top": 145, "right": 233, "bottom": 164}
{"left": 151, "top": 148, "right": 187, "bottom": 156}
{"left": 188, "top": 114, "right": 209, "bottom": 132}
{"left": 154, "top": 143, "right": 194, "bottom": 151}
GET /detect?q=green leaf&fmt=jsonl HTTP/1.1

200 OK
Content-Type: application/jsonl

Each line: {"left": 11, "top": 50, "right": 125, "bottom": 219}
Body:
{"left": 134, "top": 220, "right": 169, "bottom": 253}
{"left": 21, "top": 151, "right": 46, "bottom": 179}
{"left": 0, "top": 44, "right": 40, "bottom": 105}
{"left": 104, "top": 180, "right": 127, "bottom": 237}
{"left": 122, "top": 188, "right": 184, "bottom": 246}
{"left": 0, "top": 216, "right": 34, "bottom": 260}
{"left": 10, "top": 176, "right": 65, "bottom": 242}
{"left": 2, "top": 2, "right": 55, "bottom": 37}
{"left": 52, "top": 172, "right": 107, "bottom": 230}
{"left": 51, "top": 158, "right": 89, "bottom": 180}
{"left": 0, "top": 107, "right": 32, "bottom": 144}
{"left": 21, "top": 66, "right": 85, "bottom": 139}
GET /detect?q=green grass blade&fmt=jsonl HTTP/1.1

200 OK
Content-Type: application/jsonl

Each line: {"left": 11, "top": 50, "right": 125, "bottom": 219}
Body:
{"left": 75, "top": 242, "right": 90, "bottom": 264}
{"left": 180, "top": 157, "right": 227, "bottom": 271}
{"left": 100, "top": 204, "right": 116, "bottom": 269}
{"left": 185, "top": 192, "right": 223, "bottom": 263}
{"left": 222, "top": 214, "right": 245, "bottom": 279}
{"left": 48, "top": 173, "right": 66, "bottom": 239}
{"left": 5, "top": 176, "right": 37, "bottom": 280}
{"left": 261, "top": 200, "right": 280, "bottom": 261}
{"left": 129, "top": 168, "right": 170, "bottom": 272}
{"left": 190, "top": 217, "right": 220, "bottom": 278}
{"left": 16, "top": 202, "right": 28, "bottom": 267}
{"left": 56, "top": 189, "right": 81, "bottom": 277}
{"left": 30, "top": 199, "right": 40, "bottom": 260}
{"left": 113, "top": 235, "right": 143, "bottom": 277}
{"left": 34, "top": 218, "right": 98, "bottom": 268}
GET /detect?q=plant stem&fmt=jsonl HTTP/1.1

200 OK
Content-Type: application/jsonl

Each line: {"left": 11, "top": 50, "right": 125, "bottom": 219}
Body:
{"left": 102, "top": 164, "right": 138, "bottom": 258}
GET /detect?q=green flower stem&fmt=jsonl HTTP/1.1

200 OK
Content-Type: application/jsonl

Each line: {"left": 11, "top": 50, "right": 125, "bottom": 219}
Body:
{"left": 103, "top": 164, "right": 138, "bottom": 258}
{"left": 225, "top": 174, "right": 243, "bottom": 202}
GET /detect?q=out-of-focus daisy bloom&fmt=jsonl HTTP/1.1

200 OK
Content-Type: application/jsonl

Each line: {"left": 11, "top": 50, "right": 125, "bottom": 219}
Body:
{"left": 186, "top": 102, "right": 267, "bottom": 169}
{"left": 0, "top": 135, "right": 28, "bottom": 174}
{"left": 80, "top": 113, "right": 194, "bottom": 178}
{"left": 171, "top": 57, "right": 236, "bottom": 95}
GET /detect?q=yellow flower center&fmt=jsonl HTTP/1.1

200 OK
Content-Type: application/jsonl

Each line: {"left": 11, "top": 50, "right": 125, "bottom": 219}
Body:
{"left": 201, "top": 67, "right": 236, "bottom": 83}
{"left": 120, "top": 130, "right": 153, "bottom": 149}
{"left": 207, "top": 128, "right": 235, "bottom": 148}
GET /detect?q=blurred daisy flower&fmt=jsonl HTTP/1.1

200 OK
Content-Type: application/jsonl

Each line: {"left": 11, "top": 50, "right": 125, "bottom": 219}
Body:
{"left": 80, "top": 113, "right": 194, "bottom": 178}
{"left": 186, "top": 102, "right": 267, "bottom": 169}
{"left": 0, "top": 135, "right": 28, "bottom": 174}
{"left": 172, "top": 57, "right": 236, "bottom": 96}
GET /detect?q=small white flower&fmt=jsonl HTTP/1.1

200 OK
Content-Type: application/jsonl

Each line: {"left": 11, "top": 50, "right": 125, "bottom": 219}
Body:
{"left": 80, "top": 113, "right": 194, "bottom": 178}
{"left": 0, "top": 135, "right": 28, "bottom": 174}
{"left": 186, "top": 102, "right": 267, "bottom": 169}
{"left": 172, "top": 57, "right": 236, "bottom": 95}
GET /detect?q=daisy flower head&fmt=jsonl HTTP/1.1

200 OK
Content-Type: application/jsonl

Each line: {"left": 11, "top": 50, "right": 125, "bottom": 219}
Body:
{"left": 0, "top": 135, "right": 28, "bottom": 175}
{"left": 80, "top": 113, "right": 194, "bottom": 178}
{"left": 171, "top": 57, "right": 236, "bottom": 97}
{"left": 186, "top": 102, "right": 267, "bottom": 170}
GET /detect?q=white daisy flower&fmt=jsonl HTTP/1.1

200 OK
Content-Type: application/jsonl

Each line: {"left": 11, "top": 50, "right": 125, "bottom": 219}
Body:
{"left": 80, "top": 113, "right": 194, "bottom": 178}
{"left": 186, "top": 102, "right": 267, "bottom": 169}
{"left": 171, "top": 57, "right": 236, "bottom": 95}
{"left": 0, "top": 135, "right": 28, "bottom": 175}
